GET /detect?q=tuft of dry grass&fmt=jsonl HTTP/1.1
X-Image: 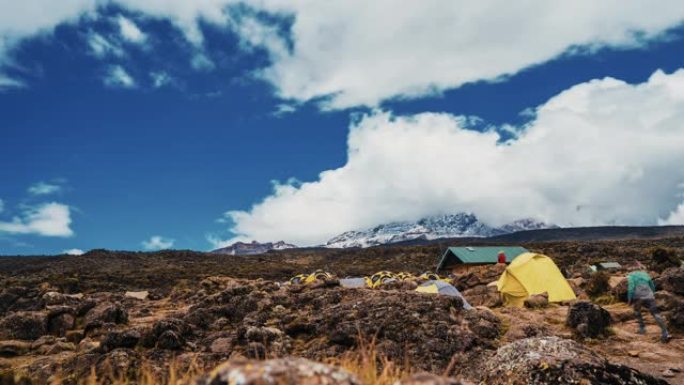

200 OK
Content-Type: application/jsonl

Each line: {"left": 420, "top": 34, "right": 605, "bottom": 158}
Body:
{"left": 333, "top": 336, "right": 412, "bottom": 385}
{"left": 45, "top": 359, "right": 202, "bottom": 385}
{"left": 42, "top": 336, "right": 413, "bottom": 385}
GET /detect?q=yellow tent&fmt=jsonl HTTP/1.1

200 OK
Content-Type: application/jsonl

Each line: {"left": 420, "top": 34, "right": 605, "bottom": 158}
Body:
{"left": 496, "top": 252, "right": 576, "bottom": 307}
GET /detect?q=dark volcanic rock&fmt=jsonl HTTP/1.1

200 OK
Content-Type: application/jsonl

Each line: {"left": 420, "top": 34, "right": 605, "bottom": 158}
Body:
{"left": 84, "top": 302, "right": 128, "bottom": 330}
{"left": 0, "top": 311, "right": 47, "bottom": 340}
{"left": 482, "top": 337, "right": 667, "bottom": 385}
{"left": 463, "top": 285, "right": 501, "bottom": 308}
{"left": 566, "top": 301, "right": 612, "bottom": 338}
{"left": 524, "top": 293, "right": 549, "bottom": 309}
{"left": 141, "top": 318, "right": 192, "bottom": 348}
{"left": 464, "top": 307, "right": 501, "bottom": 341}
{"left": 157, "top": 330, "right": 184, "bottom": 350}
{"left": 193, "top": 357, "right": 359, "bottom": 385}
{"left": 0, "top": 290, "right": 20, "bottom": 314}
{"left": 650, "top": 248, "right": 681, "bottom": 272}
{"left": 656, "top": 267, "right": 684, "bottom": 295}
{"left": 47, "top": 307, "right": 76, "bottom": 336}
{"left": 0, "top": 340, "right": 32, "bottom": 356}
{"left": 101, "top": 329, "right": 141, "bottom": 352}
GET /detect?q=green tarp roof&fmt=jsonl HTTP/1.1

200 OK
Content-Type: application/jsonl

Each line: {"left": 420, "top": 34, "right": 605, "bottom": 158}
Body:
{"left": 436, "top": 246, "right": 529, "bottom": 271}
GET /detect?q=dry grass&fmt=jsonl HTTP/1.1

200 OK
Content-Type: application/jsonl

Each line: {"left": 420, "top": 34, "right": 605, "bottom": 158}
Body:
{"left": 40, "top": 337, "right": 413, "bottom": 385}
{"left": 40, "top": 360, "right": 202, "bottom": 385}
{"left": 332, "top": 336, "right": 412, "bottom": 385}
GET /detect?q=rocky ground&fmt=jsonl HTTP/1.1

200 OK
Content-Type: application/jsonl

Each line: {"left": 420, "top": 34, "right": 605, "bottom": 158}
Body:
{"left": 0, "top": 238, "right": 682, "bottom": 384}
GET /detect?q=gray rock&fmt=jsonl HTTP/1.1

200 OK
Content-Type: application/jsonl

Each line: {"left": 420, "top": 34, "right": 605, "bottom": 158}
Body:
{"left": 193, "top": 357, "right": 359, "bottom": 385}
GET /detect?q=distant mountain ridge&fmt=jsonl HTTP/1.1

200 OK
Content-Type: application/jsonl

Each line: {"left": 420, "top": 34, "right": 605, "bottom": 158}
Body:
{"left": 211, "top": 240, "right": 296, "bottom": 255}
{"left": 324, "top": 213, "right": 557, "bottom": 248}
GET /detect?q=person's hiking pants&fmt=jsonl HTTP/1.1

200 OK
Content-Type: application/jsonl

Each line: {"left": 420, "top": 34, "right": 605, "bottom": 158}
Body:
{"left": 633, "top": 298, "right": 669, "bottom": 338}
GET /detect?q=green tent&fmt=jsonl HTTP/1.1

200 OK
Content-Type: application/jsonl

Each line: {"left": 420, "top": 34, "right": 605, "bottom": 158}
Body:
{"left": 436, "top": 246, "right": 529, "bottom": 271}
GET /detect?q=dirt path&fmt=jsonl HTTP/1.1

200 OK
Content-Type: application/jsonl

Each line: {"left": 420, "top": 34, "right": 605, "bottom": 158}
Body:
{"left": 497, "top": 303, "right": 684, "bottom": 384}
{"left": 598, "top": 303, "right": 683, "bottom": 385}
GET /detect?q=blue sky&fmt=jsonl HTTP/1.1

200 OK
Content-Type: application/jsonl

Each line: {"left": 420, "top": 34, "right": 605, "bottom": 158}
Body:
{"left": 2, "top": 2, "right": 684, "bottom": 254}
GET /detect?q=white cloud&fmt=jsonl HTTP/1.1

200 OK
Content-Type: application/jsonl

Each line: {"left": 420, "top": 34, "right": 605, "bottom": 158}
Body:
{"left": 150, "top": 71, "right": 173, "bottom": 88}
{"left": 0, "top": 202, "right": 74, "bottom": 237}
{"left": 117, "top": 15, "right": 146, "bottom": 44}
{"left": 225, "top": 69, "right": 684, "bottom": 245}
{"left": 142, "top": 235, "right": 175, "bottom": 250}
{"left": 111, "top": 0, "right": 231, "bottom": 46}
{"left": 190, "top": 52, "right": 215, "bottom": 71}
{"left": 87, "top": 32, "right": 124, "bottom": 58}
{"left": 28, "top": 181, "right": 62, "bottom": 196}
{"left": 3, "top": 1, "right": 684, "bottom": 102}
{"left": 273, "top": 103, "right": 296, "bottom": 117}
{"left": 0, "top": 74, "right": 25, "bottom": 90}
{"left": 238, "top": 0, "right": 684, "bottom": 109}
{"left": 0, "top": 0, "right": 97, "bottom": 80}
{"left": 62, "top": 248, "right": 84, "bottom": 255}
{"left": 207, "top": 234, "right": 239, "bottom": 250}
{"left": 103, "top": 65, "right": 136, "bottom": 88}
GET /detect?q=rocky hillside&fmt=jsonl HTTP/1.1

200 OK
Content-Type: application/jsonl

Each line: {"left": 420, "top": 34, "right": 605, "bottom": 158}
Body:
{"left": 0, "top": 264, "right": 682, "bottom": 384}
{"left": 324, "top": 213, "right": 556, "bottom": 248}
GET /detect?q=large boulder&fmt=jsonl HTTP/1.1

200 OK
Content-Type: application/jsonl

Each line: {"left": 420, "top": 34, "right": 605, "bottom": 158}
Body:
{"left": 463, "top": 284, "right": 501, "bottom": 308}
{"left": 0, "top": 312, "right": 47, "bottom": 340}
{"left": 655, "top": 290, "right": 682, "bottom": 312}
{"left": 566, "top": 301, "right": 611, "bottom": 338}
{"left": 464, "top": 307, "right": 501, "bottom": 341}
{"left": 100, "top": 329, "right": 141, "bottom": 352}
{"left": 524, "top": 293, "right": 549, "bottom": 309}
{"left": 481, "top": 337, "right": 667, "bottom": 385}
{"left": 157, "top": 330, "right": 184, "bottom": 350}
{"left": 193, "top": 358, "right": 359, "bottom": 385}
{"left": 47, "top": 307, "right": 76, "bottom": 337}
{"left": 299, "top": 290, "right": 486, "bottom": 371}
{"left": 83, "top": 302, "right": 128, "bottom": 330}
{"left": 454, "top": 264, "right": 505, "bottom": 291}
{"left": 0, "top": 340, "right": 32, "bottom": 356}
{"left": 0, "top": 288, "right": 44, "bottom": 314}
{"left": 656, "top": 267, "right": 684, "bottom": 295}
{"left": 42, "top": 291, "right": 83, "bottom": 307}
{"left": 140, "top": 318, "right": 192, "bottom": 350}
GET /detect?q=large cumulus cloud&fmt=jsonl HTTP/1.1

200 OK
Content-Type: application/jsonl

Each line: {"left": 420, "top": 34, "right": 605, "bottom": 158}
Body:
{"left": 2, "top": 1, "right": 684, "bottom": 101}
{"left": 224, "top": 69, "right": 684, "bottom": 245}
{"left": 248, "top": 1, "right": 684, "bottom": 108}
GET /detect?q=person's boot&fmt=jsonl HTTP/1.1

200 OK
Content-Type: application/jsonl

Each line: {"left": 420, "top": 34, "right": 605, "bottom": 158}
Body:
{"left": 654, "top": 314, "right": 670, "bottom": 342}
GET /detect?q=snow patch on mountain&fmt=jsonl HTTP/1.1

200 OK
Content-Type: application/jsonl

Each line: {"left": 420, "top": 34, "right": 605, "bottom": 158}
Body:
{"left": 324, "top": 213, "right": 557, "bottom": 248}
{"left": 211, "top": 240, "right": 297, "bottom": 255}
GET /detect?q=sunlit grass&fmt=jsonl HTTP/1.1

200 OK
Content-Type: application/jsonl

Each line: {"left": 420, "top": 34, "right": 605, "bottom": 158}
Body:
{"left": 35, "top": 336, "right": 413, "bottom": 385}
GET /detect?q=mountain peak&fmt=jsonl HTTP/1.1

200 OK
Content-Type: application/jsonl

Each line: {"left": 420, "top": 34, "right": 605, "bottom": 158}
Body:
{"left": 211, "top": 240, "right": 297, "bottom": 255}
{"left": 324, "top": 213, "right": 556, "bottom": 248}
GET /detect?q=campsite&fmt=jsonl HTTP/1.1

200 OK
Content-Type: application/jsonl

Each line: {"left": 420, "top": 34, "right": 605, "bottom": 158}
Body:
{"left": 0, "top": 237, "right": 682, "bottom": 385}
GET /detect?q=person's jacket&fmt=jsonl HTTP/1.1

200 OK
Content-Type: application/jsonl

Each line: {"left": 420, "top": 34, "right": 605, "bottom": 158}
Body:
{"left": 627, "top": 271, "right": 655, "bottom": 302}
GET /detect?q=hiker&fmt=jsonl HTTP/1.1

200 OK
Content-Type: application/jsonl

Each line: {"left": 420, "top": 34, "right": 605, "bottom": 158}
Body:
{"left": 497, "top": 251, "right": 506, "bottom": 264}
{"left": 627, "top": 270, "right": 670, "bottom": 342}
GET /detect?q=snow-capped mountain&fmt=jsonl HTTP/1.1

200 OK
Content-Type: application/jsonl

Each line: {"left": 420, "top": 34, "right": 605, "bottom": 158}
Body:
{"left": 324, "top": 213, "right": 557, "bottom": 248}
{"left": 211, "top": 240, "right": 297, "bottom": 255}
